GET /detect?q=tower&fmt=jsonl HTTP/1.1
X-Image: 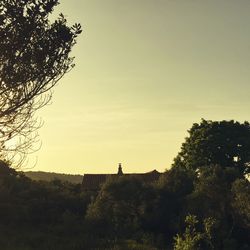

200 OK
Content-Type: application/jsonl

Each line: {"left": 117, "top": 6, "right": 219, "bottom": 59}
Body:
{"left": 118, "top": 163, "right": 123, "bottom": 175}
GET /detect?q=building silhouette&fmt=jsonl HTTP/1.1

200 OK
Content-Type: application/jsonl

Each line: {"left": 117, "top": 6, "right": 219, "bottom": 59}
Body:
{"left": 82, "top": 164, "right": 162, "bottom": 191}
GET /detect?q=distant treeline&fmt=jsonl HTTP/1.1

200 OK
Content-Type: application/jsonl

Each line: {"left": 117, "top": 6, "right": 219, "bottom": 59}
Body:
{"left": 22, "top": 171, "right": 83, "bottom": 184}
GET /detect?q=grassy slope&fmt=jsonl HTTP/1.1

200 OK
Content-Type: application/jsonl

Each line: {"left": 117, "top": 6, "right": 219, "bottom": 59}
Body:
{"left": 22, "top": 171, "right": 83, "bottom": 184}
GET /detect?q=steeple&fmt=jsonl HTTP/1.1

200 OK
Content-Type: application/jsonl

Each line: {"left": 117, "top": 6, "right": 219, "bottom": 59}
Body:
{"left": 118, "top": 163, "right": 123, "bottom": 175}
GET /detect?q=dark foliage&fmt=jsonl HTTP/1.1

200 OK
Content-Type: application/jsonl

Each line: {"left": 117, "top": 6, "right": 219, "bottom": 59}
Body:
{"left": 172, "top": 119, "right": 250, "bottom": 175}
{"left": 0, "top": 121, "right": 249, "bottom": 249}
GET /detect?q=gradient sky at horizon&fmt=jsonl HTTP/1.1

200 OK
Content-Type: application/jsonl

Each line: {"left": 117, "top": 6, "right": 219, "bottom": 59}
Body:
{"left": 27, "top": 0, "right": 250, "bottom": 174}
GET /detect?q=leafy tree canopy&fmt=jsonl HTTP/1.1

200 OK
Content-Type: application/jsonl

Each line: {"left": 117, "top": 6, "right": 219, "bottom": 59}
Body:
{"left": 86, "top": 176, "right": 154, "bottom": 238}
{"left": 172, "top": 119, "right": 250, "bottom": 175}
{"left": 174, "top": 215, "right": 215, "bottom": 250}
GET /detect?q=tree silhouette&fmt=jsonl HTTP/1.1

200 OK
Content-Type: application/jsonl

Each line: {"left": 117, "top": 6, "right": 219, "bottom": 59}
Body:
{"left": 0, "top": 0, "right": 81, "bottom": 163}
{"left": 172, "top": 119, "right": 250, "bottom": 176}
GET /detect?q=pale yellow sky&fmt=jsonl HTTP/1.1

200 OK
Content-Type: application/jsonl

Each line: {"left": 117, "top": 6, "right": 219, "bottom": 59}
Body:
{"left": 27, "top": 0, "right": 250, "bottom": 174}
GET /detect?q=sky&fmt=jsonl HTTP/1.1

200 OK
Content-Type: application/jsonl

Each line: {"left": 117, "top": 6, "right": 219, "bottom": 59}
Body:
{"left": 27, "top": 0, "right": 250, "bottom": 174}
